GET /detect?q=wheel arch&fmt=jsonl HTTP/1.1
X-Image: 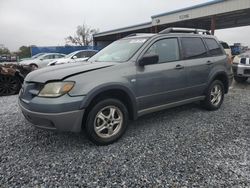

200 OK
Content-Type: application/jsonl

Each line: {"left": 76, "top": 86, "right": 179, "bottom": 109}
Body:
{"left": 207, "top": 71, "right": 229, "bottom": 94}
{"left": 29, "top": 63, "right": 38, "bottom": 68}
{"left": 80, "top": 84, "right": 138, "bottom": 120}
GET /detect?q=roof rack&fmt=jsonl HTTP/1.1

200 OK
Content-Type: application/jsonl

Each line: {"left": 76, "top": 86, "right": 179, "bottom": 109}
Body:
{"left": 159, "top": 27, "right": 211, "bottom": 35}
{"left": 125, "top": 33, "right": 155, "bottom": 38}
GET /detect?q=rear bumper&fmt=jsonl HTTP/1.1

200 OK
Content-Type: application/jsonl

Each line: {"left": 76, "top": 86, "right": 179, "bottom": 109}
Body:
{"left": 232, "top": 64, "right": 250, "bottom": 77}
{"left": 19, "top": 100, "right": 85, "bottom": 132}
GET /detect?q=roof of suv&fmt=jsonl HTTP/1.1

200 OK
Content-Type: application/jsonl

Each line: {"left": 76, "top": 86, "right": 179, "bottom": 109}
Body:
{"left": 123, "top": 27, "right": 215, "bottom": 40}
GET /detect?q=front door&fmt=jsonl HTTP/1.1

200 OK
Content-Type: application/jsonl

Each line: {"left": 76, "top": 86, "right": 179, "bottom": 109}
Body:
{"left": 135, "top": 38, "right": 188, "bottom": 111}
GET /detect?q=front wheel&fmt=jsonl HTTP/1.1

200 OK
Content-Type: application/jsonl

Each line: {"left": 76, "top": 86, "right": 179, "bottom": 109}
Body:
{"left": 85, "top": 98, "right": 128, "bottom": 145}
{"left": 202, "top": 80, "right": 224, "bottom": 111}
{"left": 29, "top": 64, "right": 38, "bottom": 69}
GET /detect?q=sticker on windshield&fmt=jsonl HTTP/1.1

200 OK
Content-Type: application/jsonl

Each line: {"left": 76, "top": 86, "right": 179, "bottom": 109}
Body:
{"left": 129, "top": 39, "right": 146, "bottom": 44}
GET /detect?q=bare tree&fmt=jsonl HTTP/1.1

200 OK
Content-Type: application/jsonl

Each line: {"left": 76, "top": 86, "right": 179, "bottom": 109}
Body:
{"left": 65, "top": 24, "right": 98, "bottom": 46}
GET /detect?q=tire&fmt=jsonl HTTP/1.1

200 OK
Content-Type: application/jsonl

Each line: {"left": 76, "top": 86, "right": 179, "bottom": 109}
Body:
{"left": 202, "top": 80, "right": 225, "bottom": 111}
{"left": 29, "top": 64, "right": 38, "bottom": 69}
{"left": 85, "top": 98, "right": 128, "bottom": 145}
{"left": 0, "top": 75, "right": 22, "bottom": 96}
{"left": 234, "top": 76, "right": 248, "bottom": 83}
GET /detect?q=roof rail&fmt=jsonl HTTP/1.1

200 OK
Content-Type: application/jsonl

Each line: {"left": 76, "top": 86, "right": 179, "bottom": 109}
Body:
{"left": 125, "top": 33, "right": 155, "bottom": 38}
{"left": 159, "top": 27, "right": 211, "bottom": 35}
{"left": 126, "top": 33, "right": 140, "bottom": 37}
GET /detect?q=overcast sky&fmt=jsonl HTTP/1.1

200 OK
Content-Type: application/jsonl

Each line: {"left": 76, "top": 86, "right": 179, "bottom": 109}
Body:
{"left": 0, "top": 0, "right": 250, "bottom": 51}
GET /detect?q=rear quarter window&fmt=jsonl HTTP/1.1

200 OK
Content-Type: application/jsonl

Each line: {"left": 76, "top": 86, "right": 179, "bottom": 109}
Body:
{"left": 205, "top": 38, "right": 224, "bottom": 56}
{"left": 180, "top": 37, "right": 207, "bottom": 59}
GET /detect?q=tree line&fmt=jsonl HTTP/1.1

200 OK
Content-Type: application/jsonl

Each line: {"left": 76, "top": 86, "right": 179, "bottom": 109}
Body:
{"left": 1, "top": 23, "right": 98, "bottom": 58}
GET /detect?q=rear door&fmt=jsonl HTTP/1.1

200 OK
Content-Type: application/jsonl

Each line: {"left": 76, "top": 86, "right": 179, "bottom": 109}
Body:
{"left": 180, "top": 37, "right": 211, "bottom": 97}
{"left": 136, "top": 37, "right": 188, "bottom": 111}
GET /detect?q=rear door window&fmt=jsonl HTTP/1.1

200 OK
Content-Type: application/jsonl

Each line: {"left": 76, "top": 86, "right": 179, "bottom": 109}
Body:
{"left": 205, "top": 38, "right": 224, "bottom": 56}
{"left": 145, "top": 38, "right": 180, "bottom": 63}
{"left": 54, "top": 54, "right": 64, "bottom": 58}
{"left": 180, "top": 37, "right": 207, "bottom": 59}
{"left": 43, "top": 55, "right": 54, "bottom": 59}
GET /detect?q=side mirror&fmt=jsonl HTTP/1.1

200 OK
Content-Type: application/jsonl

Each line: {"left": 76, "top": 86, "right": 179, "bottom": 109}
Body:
{"left": 138, "top": 54, "right": 159, "bottom": 66}
{"left": 72, "top": 56, "right": 77, "bottom": 59}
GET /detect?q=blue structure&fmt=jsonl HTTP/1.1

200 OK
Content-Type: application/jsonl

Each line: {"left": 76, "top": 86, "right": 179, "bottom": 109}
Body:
{"left": 31, "top": 45, "right": 102, "bottom": 56}
{"left": 230, "top": 46, "right": 242, "bottom": 55}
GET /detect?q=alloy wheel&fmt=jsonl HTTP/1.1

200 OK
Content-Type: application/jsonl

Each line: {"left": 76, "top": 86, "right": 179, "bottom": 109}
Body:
{"left": 0, "top": 75, "right": 20, "bottom": 96}
{"left": 94, "top": 106, "right": 123, "bottom": 139}
{"left": 210, "top": 84, "right": 222, "bottom": 106}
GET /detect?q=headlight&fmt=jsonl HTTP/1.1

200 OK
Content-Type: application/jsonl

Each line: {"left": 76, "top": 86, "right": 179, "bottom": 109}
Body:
{"left": 233, "top": 56, "right": 240, "bottom": 64}
{"left": 38, "top": 81, "right": 74, "bottom": 97}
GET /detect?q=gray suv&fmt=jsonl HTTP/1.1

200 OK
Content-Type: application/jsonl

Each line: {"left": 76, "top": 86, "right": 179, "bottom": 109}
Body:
{"left": 19, "top": 28, "right": 233, "bottom": 145}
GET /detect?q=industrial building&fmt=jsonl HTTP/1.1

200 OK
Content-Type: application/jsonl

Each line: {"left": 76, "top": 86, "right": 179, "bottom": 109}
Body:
{"left": 93, "top": 0, "right": 250, "bottom": 47}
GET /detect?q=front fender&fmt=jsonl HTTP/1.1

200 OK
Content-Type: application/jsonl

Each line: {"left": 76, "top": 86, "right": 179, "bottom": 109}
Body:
{"left": 78, "top": 83, "right": 138, "bottom": 119}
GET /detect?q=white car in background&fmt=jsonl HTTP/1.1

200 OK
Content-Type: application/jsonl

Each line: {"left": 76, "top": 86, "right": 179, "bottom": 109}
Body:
{"left": 19, "top": 53, "right": 46, "bottom": 62}
{"left": 232, "top": 51, "right": 250, "bottom": 83}
{"left": 19, "top": 53, "right": 65, "bottom": 68}
{"left": 220, "top": 41, "right": 232, "bottom": 63}
{"left": 47, "top": 50, "right": 98, "bottom": 66}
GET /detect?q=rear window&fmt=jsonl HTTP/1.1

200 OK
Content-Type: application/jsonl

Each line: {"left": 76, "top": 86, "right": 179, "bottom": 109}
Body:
{"left": 181, "top": 37, "right": 207, "bottom": 59}
{"left": 205, "top": 38, "right": 224, "bottom": 56}
{"left": 220, "top": 42, "right": 230, "bottom": 49}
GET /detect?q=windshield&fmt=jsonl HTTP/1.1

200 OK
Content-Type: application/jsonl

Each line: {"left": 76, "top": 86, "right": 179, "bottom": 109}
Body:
{"left": 65, "top": 51, "right": 77, "bottom": 58}
{"left": 88, "top": 38, "right": 148, "bottom": 62}
{"left": 32, "top": 53, "right": 45, "bottom": 59}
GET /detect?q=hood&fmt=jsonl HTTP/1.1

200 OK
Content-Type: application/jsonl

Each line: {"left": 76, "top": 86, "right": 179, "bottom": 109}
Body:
{"left": 25, "top": 61, "right": 116, "bottom": 83}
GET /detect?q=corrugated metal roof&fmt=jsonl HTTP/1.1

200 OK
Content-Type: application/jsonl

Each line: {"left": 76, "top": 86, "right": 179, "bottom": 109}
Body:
{"left": 94, "top": 22, "right": 152, "bottom": 37}
{"left": 151, "top": 0, "right": 225, "bottom": 18}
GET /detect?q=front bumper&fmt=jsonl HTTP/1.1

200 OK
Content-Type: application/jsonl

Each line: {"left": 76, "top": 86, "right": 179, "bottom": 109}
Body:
{"left": 19, "top": 100, "right": 85, "bottom": 132}
{"left": 232, "top": 64, "right": 250, "bottom": 77}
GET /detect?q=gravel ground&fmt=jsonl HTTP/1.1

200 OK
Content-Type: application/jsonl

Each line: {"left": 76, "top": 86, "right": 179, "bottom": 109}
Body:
{"left": 0, "top": 88, "right": 249, "bottom": 187}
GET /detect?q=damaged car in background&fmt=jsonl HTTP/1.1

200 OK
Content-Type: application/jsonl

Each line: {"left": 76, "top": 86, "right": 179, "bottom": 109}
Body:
{"left": 0, "top": 64, "right": 34, "bottom": 96}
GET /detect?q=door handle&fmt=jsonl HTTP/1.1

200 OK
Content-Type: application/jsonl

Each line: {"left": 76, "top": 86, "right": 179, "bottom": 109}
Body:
{"left": 175, "top": 64, "right": 184, "bottom": 69}
{"left": 206, "top": 61, "right": 213, "bottom": 65}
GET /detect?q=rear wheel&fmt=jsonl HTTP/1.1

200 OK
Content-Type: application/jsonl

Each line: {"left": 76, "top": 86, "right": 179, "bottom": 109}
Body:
{"left": 85, "top": 98, "right": 128, "bottom": 145}
{"left": 0, "top": 75, "right": 22, "bottom": 96}
{"left": 234, "top": 76, "right": 248, "bottom": 83}
{"left": 202, "top": 80, "right": 224, "bottom": 111}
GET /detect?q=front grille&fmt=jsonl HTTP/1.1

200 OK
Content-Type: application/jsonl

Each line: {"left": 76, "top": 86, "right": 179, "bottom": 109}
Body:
{"left": 244, "top": 69, "right": 250, "bottom": 75}
{"left": 240, "top": 58, "right": 246, "bottom": 64}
